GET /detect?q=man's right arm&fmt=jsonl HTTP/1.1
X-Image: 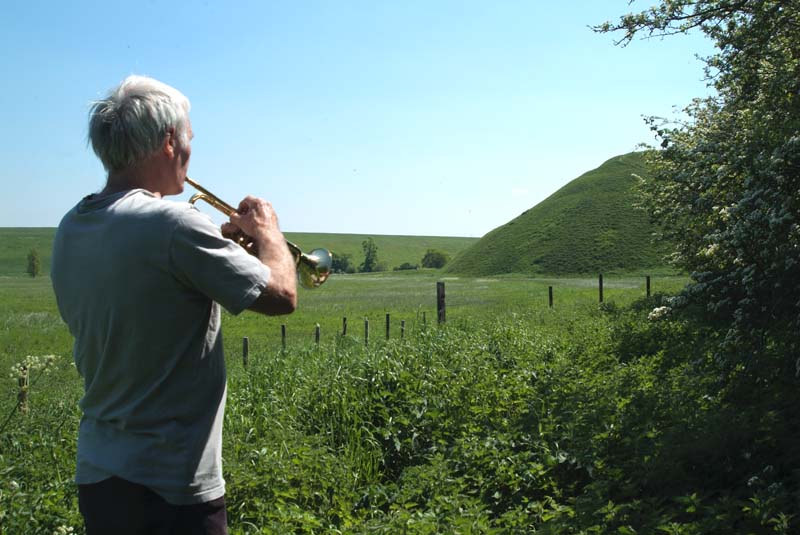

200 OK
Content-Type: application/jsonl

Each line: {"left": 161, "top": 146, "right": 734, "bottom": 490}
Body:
{"left": 226, "top": 196, "right": 297, "bottom": 316}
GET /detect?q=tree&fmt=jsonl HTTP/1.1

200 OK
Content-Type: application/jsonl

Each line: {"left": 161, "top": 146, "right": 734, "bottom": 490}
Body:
{"left": 421, "top": 249, "right": 450, "bottom": 269}
{"left": 359, "top": 238, "right": 379, "bottom": 273}
{"left": 331, "top": 252, "right": 355, "bottom": 274}
{"left": 598, "top": 0, "right": 800, "bottom": 371}
{"left": 26, "top": 249, "right": 40, "bottom": 278}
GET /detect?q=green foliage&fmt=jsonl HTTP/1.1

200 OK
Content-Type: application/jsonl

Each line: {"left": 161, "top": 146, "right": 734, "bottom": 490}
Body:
{"left": 360, "top": 237, "right": 379, "bottom": 273}
{"left": 420, "top": 249, "right": 450, "bottom": 269}
{"left": 598, "top": 0, "right": 800, "bottom": 376}
{"left": 394, "top": 262, "right": 419, "bottom": 271}
{"left": 331, "top": 252, "right": 355, "bottom": 274}
{"left": 446, "top": 153, "right": 672, "bottom": 276}
{"left": 26, "top": 248, "right": 41, "bottom": 278}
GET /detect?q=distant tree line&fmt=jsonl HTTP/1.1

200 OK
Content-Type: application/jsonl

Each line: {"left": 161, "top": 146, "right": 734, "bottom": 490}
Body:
{"left": 330, "top": 240, "right": 452, "bottom": 274}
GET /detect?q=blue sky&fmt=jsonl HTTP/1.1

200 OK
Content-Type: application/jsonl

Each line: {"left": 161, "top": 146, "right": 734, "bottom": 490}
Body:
{"left": 0, "top": 1, "right": 713, "bottom": 237}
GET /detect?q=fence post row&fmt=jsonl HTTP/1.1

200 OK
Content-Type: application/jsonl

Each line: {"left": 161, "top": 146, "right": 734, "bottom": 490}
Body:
{"left": 266, "top": 275, "right": 659, "bottom": 348}
{"left": 437, "top": 281, "right": 446, "bottom": 324}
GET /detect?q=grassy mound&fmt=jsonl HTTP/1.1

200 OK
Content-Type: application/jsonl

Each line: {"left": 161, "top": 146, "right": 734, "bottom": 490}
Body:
{"left": 446, "top": 152, "right": 670, "bottom": 276}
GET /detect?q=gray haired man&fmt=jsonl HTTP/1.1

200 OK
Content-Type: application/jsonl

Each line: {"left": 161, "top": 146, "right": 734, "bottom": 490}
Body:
{"left": 52, "top": 75, "right": 297, "bottom": 534}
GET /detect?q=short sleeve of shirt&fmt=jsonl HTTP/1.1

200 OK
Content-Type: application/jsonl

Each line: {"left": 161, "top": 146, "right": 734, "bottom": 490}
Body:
{"left": 170, "top": 207, "right": 270, "bottom": 315}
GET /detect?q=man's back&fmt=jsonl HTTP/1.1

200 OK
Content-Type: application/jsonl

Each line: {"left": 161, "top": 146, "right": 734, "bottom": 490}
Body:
{"left": 52, "top": 188, "right": 269, "bottom": 504}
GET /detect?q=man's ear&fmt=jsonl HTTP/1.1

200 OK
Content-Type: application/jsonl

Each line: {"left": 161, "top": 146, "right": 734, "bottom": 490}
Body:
{"left": 162, "top": 127, "right": 176, "bottom": 158}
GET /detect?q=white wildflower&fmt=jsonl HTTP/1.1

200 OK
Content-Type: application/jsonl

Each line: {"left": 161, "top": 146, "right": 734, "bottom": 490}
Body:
{"left": 648, "top": 306, "right": 672, "bottom": 321}
{"left": 9, "top": 354, "right": 59, "bottom": 381}
{"left": 700, "top": 243, "right": 720, "bottom": 258}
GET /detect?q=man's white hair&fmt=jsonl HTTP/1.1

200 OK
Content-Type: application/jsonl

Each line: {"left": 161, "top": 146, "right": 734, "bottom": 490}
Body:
{"left": 88, "top": 75, "right": 191, "bottom": 172}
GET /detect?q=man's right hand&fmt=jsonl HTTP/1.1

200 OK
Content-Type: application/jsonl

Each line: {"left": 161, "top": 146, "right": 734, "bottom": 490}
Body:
{"left": 225, "top": 196, "right": 297, "bottom": 315}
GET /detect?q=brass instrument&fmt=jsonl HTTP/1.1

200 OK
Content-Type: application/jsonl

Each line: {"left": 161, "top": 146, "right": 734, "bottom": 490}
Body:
{"left": 185, "top": 177, "right": 332, "bottom": 289}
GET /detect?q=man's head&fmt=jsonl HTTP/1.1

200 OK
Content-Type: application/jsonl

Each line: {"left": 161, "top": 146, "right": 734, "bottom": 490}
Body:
{"left": 88, "top": 75, "right": 192, "bottom": 176}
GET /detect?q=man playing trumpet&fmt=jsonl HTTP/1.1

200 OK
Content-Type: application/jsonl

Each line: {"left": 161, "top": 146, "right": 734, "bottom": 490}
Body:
{"left": 51, "top": 75, "right": 297, "bottom": 534}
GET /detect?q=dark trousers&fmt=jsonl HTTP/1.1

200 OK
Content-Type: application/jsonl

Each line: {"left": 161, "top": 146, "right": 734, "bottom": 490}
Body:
{"left": 78, "top": 477, "right": 228, "bottom": 535}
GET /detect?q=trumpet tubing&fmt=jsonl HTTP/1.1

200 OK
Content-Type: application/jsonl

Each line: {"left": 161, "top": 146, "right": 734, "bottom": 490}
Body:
{"left": 185, "top": 177, "right": 332, "bottom": 289}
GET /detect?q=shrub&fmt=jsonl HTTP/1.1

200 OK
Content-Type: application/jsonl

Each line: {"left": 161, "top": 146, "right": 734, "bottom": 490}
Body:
{"left": 26, "top": 249, "right": 41, "bottom": 278}
{"left": 421, "top": 249, "right": 449, "bottom": 269}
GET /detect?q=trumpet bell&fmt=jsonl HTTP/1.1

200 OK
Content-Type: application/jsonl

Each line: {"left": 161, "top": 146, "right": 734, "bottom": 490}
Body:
{"left": 298, "top": 248, "right": 333, "bottom": 289}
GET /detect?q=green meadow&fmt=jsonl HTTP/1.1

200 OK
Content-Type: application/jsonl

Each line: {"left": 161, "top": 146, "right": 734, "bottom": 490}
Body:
{"left": 2, "top": 230, "right": 796, "bottom": 534}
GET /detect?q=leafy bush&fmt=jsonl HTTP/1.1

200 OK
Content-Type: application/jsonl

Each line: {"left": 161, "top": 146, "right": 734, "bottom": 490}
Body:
{"left": 599, "top": 0, "right": 800, "bottom": 379}
{"left": 331, "top": 252, "right": 356, "bottom": 274}
{"left": 420, "top": 249, "right": 449, "bottom": 269}
{"left": 26, "top": 249, "right": 41, "bottom": 278}
{"left": 393, "top": 262, "right": 419, "bottom": 271}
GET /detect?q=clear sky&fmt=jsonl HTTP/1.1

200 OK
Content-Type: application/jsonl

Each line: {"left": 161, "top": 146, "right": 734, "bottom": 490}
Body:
{"left": 0, "top": 1, "right": 712, "bottom": 237}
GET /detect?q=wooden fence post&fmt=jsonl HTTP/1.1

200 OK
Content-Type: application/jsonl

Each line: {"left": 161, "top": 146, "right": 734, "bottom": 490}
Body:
{"left": 437, "top": 282, "right": 446, "bottom": 324}
{"left": 646, "top": 275, "right": 651, "bottom": 298}
{"left": 281, "top": 324, "right": 286, "bottom": 351}
{"left": 385, "top": 314, "right": 390, "bottom": 340}
{"left": 599, "top": 273, "right": 604, "bottom": 303}
{"left": 242, "top": 337, "right": 249, "bottom": 369}
{"left": 401, "top": 320, "right": 406, "bottom": 339}
{"left": 548, "top": 286, "right": 553, "bottom": 308}
{"left": 342, "top": 317, "right": 347, "bottom": 336}
{"left": 315, "top": 324, "right": 320, "bottom": 346}
{"left": 364, "top": 318, "right": 369, "bottom": 346}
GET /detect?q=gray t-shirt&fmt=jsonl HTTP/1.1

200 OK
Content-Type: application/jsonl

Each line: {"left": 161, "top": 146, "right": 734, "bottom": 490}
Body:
{"left": 51, "top": 189, "right": 270, "bottom": 505}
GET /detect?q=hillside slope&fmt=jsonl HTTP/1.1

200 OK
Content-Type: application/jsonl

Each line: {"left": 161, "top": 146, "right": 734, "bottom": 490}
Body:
{"left": 446, "top": 152, "right": 669, "bottom": 276}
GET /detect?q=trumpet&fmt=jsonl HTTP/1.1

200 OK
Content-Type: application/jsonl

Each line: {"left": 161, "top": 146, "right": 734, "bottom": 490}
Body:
{"left": 185, "top": 177, "right": 332, "bottom": 289}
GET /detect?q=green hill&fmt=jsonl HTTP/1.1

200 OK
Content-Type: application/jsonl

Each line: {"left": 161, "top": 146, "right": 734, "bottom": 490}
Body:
{"left": 446, "top": 152, "right": 670, "bottom": 276}
{"left": 0, "top": 228, "right": 476, "bottom": 277}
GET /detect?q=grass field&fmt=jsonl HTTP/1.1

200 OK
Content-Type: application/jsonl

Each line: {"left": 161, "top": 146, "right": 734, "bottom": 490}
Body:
{"left": 0, "top": 270, "right": 683, "bottom": 367}
{"left": 0, "top": 267, "right": 696, "bottom": 534}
